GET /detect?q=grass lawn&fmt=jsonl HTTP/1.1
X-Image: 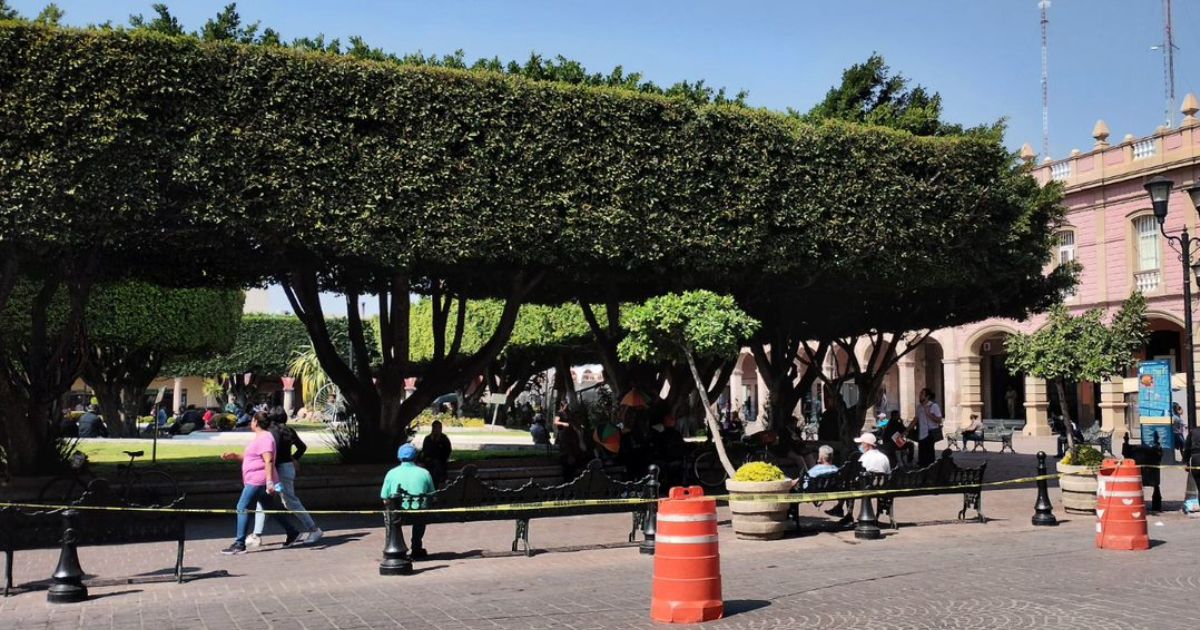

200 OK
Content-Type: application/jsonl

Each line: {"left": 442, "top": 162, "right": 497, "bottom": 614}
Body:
{"left": 73, "top": 439, "right": 541, "bottom": 479}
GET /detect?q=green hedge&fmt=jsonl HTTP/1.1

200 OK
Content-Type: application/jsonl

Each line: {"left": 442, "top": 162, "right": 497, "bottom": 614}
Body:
{"left": 0, "top": 23, "right": 1050, "bottom": 307}
{"left": 163, "top": 313, "right": 379, "bottom": 377}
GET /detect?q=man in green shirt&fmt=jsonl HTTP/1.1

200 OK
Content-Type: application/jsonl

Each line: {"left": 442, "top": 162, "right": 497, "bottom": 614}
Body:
{"left": 380, "top": 443, "right": 435, "bottom": 558}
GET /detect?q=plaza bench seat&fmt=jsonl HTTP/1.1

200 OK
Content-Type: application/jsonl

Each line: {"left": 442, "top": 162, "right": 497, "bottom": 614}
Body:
{"left": 958, "top": 418, "right": 1024, "bottom": 453}
{"left": 386, "top": 459, "right": 657, "bottom": 556}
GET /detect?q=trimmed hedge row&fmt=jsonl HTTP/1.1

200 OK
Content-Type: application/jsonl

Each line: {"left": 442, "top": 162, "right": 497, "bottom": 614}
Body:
{"left": 0, "top": 22, "right": 1049, "bottom": 304}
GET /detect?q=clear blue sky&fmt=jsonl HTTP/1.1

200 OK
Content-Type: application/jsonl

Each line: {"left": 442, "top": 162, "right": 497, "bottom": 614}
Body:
{"left": 12, "top": 0, "right": 1200, "bottom": 313}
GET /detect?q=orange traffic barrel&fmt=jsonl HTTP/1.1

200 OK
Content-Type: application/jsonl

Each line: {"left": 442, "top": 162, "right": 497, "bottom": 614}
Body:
{"left": 650, "top": 486, "right": 723, "bottom": 624}
{"left": 1095, "top": 458, "right": 1149, "bottom": 551}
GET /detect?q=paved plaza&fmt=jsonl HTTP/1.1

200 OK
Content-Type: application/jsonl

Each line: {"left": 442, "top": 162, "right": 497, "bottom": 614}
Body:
{"left": 2, "top": 438, "right": 1197, "bottom": 630}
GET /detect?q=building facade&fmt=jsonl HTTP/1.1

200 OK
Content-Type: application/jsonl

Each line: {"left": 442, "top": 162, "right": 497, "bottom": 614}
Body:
{"left": 731, "top": 95, "right": 1200, "bottom": 441}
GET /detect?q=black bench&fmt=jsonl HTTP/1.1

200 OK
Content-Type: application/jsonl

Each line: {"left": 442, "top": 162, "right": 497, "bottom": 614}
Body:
{"left": 789, "top": 451, "right": 985, "bottom": 529}
{"left": 1079, "top": 424, "right": 1114, "bottom": 456}
{"left": 962, "top": 419, "right": 1024, "bottom": 453}
{"left": 873, "top": 452, "right": 987, "bottom": 528}
{"left": 386, "top": 459, "right": 658, "bottom": 557}
{"left": 2, "top": 480, "right": 186, "bottom": 596}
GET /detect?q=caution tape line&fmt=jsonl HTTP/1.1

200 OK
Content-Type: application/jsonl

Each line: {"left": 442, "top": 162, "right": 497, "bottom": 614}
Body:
{"left": 3, "top": 463, "right": 1188, "bottom": 516}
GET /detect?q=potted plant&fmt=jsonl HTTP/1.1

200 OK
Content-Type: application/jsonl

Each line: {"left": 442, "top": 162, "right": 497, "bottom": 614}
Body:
{"left": 1057, "top": 445, "right": 1105, "bottom": 513}
{"left": 726, "top": 461, "right": 794, "bottom": 540}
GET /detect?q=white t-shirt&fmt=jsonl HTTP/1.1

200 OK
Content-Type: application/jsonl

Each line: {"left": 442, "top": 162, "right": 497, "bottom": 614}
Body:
{"left": 916, "top": 401, "right": 943, "bottom": 440}
{"left": 860, "top": 448, "right": 892, "bottom": 474}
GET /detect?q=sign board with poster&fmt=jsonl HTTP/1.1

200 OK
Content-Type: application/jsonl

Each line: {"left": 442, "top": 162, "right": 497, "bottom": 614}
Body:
{"left": 1137, "top": 359, "right": 1172, "bottom": 425}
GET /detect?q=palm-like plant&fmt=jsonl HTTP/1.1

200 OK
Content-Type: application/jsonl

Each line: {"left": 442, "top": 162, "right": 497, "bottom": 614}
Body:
{"left": 288, "top": 344, "right": 328, "bottom": 411}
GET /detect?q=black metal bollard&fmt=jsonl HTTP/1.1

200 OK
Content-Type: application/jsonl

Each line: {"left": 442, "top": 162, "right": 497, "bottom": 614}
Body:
{"left": 379, "top": 503, "right": 413, "bottom": 576}
{"left": 853, "top": 478, "right": 882, "bottom": 541}
{"left": 640, "top": 464, "right": 659, "bottom": 555}
{"left": 47, "top": 509, "right": 87, "bottom": 603}
{"left": 1032, "top": 451, "right": 1058, "bottom": 526}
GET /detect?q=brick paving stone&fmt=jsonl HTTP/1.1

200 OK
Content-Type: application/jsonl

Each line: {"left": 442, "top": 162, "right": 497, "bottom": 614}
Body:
{"left": 3, "top": 434, "right": 1197, "bottom": 629}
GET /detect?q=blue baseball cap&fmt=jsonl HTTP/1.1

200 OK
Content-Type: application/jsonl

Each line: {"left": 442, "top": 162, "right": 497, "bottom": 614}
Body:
{"left": 397, "top": 444, "right": 418, "bottom": 462}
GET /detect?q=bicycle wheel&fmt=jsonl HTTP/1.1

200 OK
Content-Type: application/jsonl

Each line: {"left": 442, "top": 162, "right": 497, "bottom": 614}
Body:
{"left": 693, "top": 450, "right": 727, "bottom": 488}
{"left": 38, "top": 476, "right": 84, "bottom": 506}
{"left": 124, "top": 469, "right": 181, "bottom": 507}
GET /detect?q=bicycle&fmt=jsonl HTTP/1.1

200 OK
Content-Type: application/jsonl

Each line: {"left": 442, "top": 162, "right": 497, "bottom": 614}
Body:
{"left": 38, "top": 450, "right": 180, "bottom": 507}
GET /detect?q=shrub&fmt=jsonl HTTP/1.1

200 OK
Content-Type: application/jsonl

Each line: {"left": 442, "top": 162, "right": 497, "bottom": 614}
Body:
{"left": 733, "top": 461, "right": 786, "bottom": 482}
{"left": 217, "top": 414, "right": 236, "bottom": 431}
{"left": 1061, "top": 446, "right": 1104, "bottom": 467}
{"left": 414, "top": 411, "right": 486, "bottom": 428}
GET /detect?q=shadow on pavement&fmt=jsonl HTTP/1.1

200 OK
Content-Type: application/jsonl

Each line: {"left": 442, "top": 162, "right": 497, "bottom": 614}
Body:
{"left": 724, "top": 599, "right": 771, "bottom": 616}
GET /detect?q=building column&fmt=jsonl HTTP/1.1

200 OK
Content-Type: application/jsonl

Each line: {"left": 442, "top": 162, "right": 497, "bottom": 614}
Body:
{"left": 172, "top": 376, "right": 184, "bottom": 413}
{"left": 1098, "top": 377, "right": 1128, "bottom": 444}
{"left": 1023, "top": 376, "right": 1053, "bottom": 436}
{"left": 730, "top": 356, "right": 745, "bottom": 418}
{"left": 898, "top": 357, "right": 918, "bottom": 421}
{"left": 281, "top": 377, "right": 296, "bottom": 416}
{"left": 958, "top": 357, "right": 984, "bottom": 422}
{"left": 755, "top": 367, "right": 769, "bottom": 425}
{"left": 941, "top": 357, "right": 959, "bottom": 427}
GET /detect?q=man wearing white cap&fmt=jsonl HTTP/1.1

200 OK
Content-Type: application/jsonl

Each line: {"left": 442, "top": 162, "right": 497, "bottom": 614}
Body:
{"left": 854, "top": 432, "right": 892, "bottom": 475}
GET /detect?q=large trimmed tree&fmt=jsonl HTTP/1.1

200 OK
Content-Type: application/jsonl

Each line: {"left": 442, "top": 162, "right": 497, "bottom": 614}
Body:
{"left": 1005, "top": 293, "right": 1149, "bottom": 450}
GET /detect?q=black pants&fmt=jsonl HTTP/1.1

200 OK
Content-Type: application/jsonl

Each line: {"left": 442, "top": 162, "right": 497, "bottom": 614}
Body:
{"left": 411, "top": 523, "right": 426, "bottom": 550}
{"left": 918, "top": 437, "right": 936, "bottom": 467}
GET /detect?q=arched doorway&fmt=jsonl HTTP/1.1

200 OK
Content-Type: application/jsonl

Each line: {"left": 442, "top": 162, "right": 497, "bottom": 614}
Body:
{"left": 974, "top": 331, "right": 1024, "bottom": 420}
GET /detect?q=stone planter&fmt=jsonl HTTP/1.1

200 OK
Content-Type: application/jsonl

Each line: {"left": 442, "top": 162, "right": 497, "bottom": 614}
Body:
{"left": 725, "top": 478, "right": 795, "bottom": 540}
{"left": 1057, "top": 462, "right": 1100, "bottom": 514}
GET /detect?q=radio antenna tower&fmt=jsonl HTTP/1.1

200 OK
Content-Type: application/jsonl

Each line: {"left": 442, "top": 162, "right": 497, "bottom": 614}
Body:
{"left": 1039, "top": 0, "right": 1050, "bottom": 159}
{"left": 1159, "top": 0, "right": 1178, "bottom": 127}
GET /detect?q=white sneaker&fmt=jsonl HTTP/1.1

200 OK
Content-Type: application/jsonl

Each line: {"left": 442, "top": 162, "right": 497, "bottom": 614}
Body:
{"left": 245, "top": 534, "right": 262, "bottom": 548}
{"left": 306, "top": 528, "right": 323, "bottom": 544}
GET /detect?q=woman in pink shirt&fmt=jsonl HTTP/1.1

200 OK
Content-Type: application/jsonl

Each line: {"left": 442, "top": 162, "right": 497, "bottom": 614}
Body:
{"left": 219, "top": 413, "right": 302, "bottom": 554}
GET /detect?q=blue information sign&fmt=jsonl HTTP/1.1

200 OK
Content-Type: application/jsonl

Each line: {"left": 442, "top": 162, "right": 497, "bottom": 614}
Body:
{"left": 1137, "top": 359, "right": 1172, "bottom": 425}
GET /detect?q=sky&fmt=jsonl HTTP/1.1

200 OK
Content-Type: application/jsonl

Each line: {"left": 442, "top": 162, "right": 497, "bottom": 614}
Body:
{"left": 12, "top": 0, "right": 1200, "bottom": 314}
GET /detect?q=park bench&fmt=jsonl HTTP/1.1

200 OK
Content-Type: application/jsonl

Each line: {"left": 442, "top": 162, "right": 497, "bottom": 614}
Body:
{"left": 962, "top": 418, "right": 1024, "bottom": 453}
{"left": 789, "top": 451, "right": 985, "bottom": 529}
{"left": 2, "top": 481, "right": 186, "bottom": 596}
{"left": 386, "top": 459, "right": 658, "bottom": 557}
{"left": 1079, "top": 424, "right": 1114, "bottom": 456}
{"left": 873, "top": 452, "right": 987, "bottom": 528}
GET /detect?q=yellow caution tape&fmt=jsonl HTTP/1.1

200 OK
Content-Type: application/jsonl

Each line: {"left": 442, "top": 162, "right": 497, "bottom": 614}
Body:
{"left": 1, "top": 461, "right": 1189, "bottom": 516}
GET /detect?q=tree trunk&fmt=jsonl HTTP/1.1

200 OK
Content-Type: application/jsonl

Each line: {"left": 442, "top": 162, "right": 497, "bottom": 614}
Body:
{"left": 1055, "top": 378, "right": 1075, "bottom": 451}
{"left": 684, "top": 351, "right": 736, "bottom": 478}
{"left": 92, "top": 381, "right": 125, "bottom": 437}
{"left": 4, "top": 395, "right": 49, "bottom": 475}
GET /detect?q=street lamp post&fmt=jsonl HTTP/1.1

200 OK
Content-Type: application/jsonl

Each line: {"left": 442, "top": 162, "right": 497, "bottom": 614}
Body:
{"left": 1144, "top": 176, "right": 1200, "bottom": 432}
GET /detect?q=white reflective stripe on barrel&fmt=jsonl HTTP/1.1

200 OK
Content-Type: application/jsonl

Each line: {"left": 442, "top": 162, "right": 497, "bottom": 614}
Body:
{"left": 1097, "top": 491, "right": 1144, "bottom": 498}
{"left": 656, "top": 534, "right": 719, "bottom": 544}
{"left": 1103, "top": 476, "right": 1142, "bottom": 483}
{"left": 657, "top": 513, "right": 718, "bottom": 523}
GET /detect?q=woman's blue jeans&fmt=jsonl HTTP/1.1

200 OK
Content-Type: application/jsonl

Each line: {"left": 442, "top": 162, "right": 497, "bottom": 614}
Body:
{"left": 235, "top": 484, "right": 298, "bottom": 545}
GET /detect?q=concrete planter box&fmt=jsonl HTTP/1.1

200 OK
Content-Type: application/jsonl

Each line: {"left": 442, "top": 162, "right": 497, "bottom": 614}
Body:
{"left": 1057, "top": 462, "right": 1100, "bottom": 514}
{"left": 726, "top": 478, "right": 794, "bottom": 540}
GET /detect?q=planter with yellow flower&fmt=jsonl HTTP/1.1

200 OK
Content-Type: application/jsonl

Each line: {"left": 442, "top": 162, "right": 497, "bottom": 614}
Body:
{"left": 725, "top": 462, "right": 794, "bottom": 540}
{"left": 1057, "top": 445, "right": 1104, "bottom": 513}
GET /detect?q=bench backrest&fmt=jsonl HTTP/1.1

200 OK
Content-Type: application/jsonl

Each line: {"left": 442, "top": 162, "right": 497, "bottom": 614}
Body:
{"left": 0, "top": 508, "right": 63, "bottom": 552}
{"left": 392, "top": 459, "right": 655, "bottom": 519}
{"left": 886, "top": 451, "right": 986, "bottom": 490}
{"left": 801, "top": 461, "right": 862, "bottom": 493}
{"left": 982, "top": 418, "right": 1026, "bottom": 432}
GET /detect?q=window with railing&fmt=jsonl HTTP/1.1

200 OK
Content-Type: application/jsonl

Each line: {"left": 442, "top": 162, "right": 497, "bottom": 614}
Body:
{"left": 1133, "top": 138, "right": 1157, "bottom": 160}
{"left": 1050, "top": 161, "right": 1071, "bottom": 181}
{"left": 1057, "top": 230, "right": 1076, "bottom": 298}
{"left": 1133, "top": 215, "right": 1160, "bottom": 292}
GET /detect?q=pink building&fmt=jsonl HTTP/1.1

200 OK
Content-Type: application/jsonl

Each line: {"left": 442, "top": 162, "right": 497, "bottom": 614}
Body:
{"left": 732, "top": 95, "right": 1200, "bottom": 440}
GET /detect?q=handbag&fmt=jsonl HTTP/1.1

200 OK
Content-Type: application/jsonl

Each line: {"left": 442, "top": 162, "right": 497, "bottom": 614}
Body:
{"left": 927, "top": 427, "right": 944, "bottom": 443}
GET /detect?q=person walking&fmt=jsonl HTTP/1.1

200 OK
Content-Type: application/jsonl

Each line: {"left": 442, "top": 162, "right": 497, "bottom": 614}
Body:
{"left": 915, "top": 388, "right": 943, "bottom": 467}
{"left": 1171, "top": 403, "right": 1188, "bottom": 462}
{"left": 421, "top": 420, "right": 453, "bottom": 487}
{"left": 380, "top": 444, "right": 435, "bottom": 559}
{"left": 220, "top": 413, "right": 303, "bottom": 555}
{"left": 247, "top": 414, "right": 322, "bottom": 547}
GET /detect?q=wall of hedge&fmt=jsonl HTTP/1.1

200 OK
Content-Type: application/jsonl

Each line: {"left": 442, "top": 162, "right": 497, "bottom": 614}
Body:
{"left": 163, "top": 313, "right": 378, "bottom": 377}
{"left": 0, "top": 22, "right": 1053, "bottom": 306}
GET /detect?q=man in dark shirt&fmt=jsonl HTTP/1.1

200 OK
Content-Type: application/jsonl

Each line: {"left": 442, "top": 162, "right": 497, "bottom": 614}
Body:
{"left": 421, "top": 420, "right": 452, "bottom": 487}
{"left": 78, "top": 406, "right": 108, "bottom": 438}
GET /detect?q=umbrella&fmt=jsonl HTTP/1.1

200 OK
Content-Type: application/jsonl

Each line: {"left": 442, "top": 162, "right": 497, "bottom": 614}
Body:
{"left": 593, "top": 423, "right": 621, "bottom": 454}
{"left": 620, "top": 388, "right": 648, "bottom": 409}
